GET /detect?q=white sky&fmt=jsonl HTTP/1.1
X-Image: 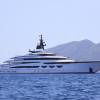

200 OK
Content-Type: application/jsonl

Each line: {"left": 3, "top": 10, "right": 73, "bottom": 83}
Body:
{"left": 0, "top": 0, "right": 100, "bottom": 63}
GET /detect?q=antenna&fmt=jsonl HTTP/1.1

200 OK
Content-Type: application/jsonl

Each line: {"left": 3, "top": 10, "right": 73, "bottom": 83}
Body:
{"left": 36, "top": 34, "right": 46, "bottom": 50}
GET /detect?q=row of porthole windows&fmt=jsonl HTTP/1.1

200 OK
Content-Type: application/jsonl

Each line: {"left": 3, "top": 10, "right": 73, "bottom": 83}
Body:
{"left": 12, "top": 65, "right": 63, "bottom": 68}
{"left": 41, "top": 65, "right": 63, "bottom": 68}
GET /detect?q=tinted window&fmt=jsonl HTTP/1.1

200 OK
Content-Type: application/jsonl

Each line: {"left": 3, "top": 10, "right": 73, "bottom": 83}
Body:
{"left": 24, "top": 58, "right": 66, "bottom": 60}
{"left": 11, "top": 66, "right": 40, "bottom": 68}
{"left": 21, "top": 62, "right": 40, "bottom": 64}
{"left": 49, "top": 66, "right": 55, "bottom": 68}
{"left": 57, "top": 65, "right": 63, "bottom": 68}
{"left": 41, "top": 66, "right": 47, "bottom": 68}
{"left": 38, "top": 54, "right": 55, "bottom": 56}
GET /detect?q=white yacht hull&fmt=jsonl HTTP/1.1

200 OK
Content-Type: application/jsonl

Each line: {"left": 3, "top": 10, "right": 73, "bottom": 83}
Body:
{"left": 0, "top": 61, "right": 100, "bottom": 73}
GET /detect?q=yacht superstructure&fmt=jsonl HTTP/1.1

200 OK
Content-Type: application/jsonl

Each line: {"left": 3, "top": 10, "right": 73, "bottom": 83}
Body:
{"left": 0, "top": 35, "right": 100, "bottom": 73}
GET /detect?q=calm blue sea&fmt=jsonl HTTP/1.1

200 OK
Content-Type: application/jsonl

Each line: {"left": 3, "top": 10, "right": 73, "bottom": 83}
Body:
{"left": 0, "top": 74, "right": 100, "bottom": 100}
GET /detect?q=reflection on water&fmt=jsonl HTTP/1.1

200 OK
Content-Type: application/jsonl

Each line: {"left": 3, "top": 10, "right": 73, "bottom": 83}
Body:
{"left": 0, "top": 74, "right": 100, "bottom": 100}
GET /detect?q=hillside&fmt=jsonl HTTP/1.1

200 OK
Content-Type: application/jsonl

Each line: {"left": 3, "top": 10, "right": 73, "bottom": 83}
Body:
{"left": 46, "top": 39, "right": 100, "bottom": 61}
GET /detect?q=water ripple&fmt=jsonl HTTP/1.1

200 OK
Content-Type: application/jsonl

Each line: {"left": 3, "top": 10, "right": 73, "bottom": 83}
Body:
{"left": 0, "top": 74, "right": 100, "bottom": 100}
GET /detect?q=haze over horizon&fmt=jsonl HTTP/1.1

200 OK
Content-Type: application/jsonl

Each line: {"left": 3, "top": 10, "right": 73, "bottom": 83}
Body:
{"left": 0, "top": 0, "right": 100, "bottom": 63}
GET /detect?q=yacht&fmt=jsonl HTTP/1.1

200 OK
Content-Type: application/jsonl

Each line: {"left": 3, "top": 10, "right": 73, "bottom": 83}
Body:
{"left": 0, "top": 35, "right": 100, "bottom": 73}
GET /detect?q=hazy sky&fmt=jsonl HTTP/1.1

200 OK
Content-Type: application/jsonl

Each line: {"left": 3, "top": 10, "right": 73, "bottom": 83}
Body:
{"left": 0, "top": 0, "right": 100, "bottom": 63}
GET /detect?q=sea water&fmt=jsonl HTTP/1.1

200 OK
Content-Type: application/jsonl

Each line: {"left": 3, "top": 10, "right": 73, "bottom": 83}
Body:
{"left": 0, "top": 74, "right": 100, "bottom": 100}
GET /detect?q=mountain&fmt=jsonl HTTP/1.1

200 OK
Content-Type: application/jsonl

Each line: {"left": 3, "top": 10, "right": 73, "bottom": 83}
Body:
{"left": 46, "top": 39, "right": 100, "bottom": 61}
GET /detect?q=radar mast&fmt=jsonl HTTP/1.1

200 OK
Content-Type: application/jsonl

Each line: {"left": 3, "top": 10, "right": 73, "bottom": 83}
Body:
{"left": 36, "top": 35, "right": 46, "bottom": 50}
{"left": 29, "top": 34, "right": 46, "bottom": 53}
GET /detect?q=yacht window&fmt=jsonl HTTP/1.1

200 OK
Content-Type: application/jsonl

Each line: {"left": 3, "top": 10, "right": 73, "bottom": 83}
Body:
{"left": 49, "top": 66, "right": 55, "bottom": 68}
{"left": 44, "top": 62, "right": 70, "bottom": 64}
{"left": 11, "top": 66, "right": 40, "bottom": 68}
{"left": 21, "top": 62, "right": 40, "bottom": 64}
{"left": 33, "top": 66, "right": 40, "bottom": 68}
{"left": 57, "top": 65, "right": 63, "bottom": 68}
{"left": 41, "top": 66, "right": 47, "bottom": 68}
{"left": 23, "top": 58, "right": 66, "bottom": 60}
{"left": 38, "top": 54, "right": 55, "bottom": 56}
